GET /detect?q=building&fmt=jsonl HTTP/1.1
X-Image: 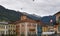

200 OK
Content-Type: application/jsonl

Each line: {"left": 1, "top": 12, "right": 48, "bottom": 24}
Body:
{"left": 0, "top": 22, "right": 8, "bottom": 36}
{"left": 41, "top": 15, "right": 56, "bottom": 36}
{"left": 0, "top": 21, "right": 16, "bottom": 36}
{"left": 8, "top": 23, "right": 16, "bottom": 36}
{"left": 54, "top": 12, "right": 60, "bottom": 33}
{"left": 15, "top": 15, "right": 42, "bottom": 36}
{"left": 15, "top": 13, "right": 57, "bottom": 36}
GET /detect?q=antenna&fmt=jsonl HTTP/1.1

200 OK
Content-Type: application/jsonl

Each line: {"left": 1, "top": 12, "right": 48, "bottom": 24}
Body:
{"left": 21, "top": 8, "right": 23, "bottom": 10}
{"left": 33, "top": 0, "right": 35, "bottom": 1}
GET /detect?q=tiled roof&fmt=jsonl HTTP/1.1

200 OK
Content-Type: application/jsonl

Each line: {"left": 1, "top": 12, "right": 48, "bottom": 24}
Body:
{"left": 54, "top": 11, "right": 60, "bottom": 15}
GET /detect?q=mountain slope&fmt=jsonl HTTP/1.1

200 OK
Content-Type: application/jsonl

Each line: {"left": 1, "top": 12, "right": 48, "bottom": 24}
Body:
{"left": 0, "top": 5, "right": 22, "bottom": 22}
{"left": 0, "top": 5, "right": 41, "bottom": 22}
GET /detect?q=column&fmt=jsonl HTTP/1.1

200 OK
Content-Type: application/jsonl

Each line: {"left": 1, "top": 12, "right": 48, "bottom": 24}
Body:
{"left": 25, "top": 23, "right": 28, "bottom": 36}
{"left": 20, "top": 24, "right": 21, "bottom": 36}
{"left": 36, "top": 24, "right": 37, "bottom": 35}
{"left": 5, "top": 25, "right": 7, "bottom": 35}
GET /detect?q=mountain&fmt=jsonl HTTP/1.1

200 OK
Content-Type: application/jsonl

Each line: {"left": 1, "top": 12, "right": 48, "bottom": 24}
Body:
{"left": 22, "top": 12, "right": 41, "bottom": 20}
{"left": 41, "top": 15, "right": 56, "bottom": 25}
{"left": 0, "top": 5, "right": 23, "bottom": 22}
{"left": 0, "top": 5, "right": 42, "bottom": 22}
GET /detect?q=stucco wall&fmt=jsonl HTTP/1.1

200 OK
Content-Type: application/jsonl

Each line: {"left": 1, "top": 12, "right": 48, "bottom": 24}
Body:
{"left": 55, "top": 13, "right": 60, "bottom": 22}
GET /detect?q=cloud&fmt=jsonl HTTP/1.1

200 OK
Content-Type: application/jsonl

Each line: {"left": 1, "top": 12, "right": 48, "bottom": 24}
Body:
{"left": 0, "top": 0, "right": 60, "bottom": 16}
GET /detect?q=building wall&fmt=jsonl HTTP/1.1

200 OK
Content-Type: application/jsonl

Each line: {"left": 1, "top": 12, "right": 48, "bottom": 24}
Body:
{"left": 16, "top": 15, "right": 41, "bottom": 36}
{"left": 16, "top": 22, "right": 38, "bottom": 36}
{"left": 0, "top": 24, "right": 8, "bottom": 35}
{"left": 55, "top": 13, "right": 60, "bottom": 22}
{"left": 8, "top": 24, "right": 16, "bottom": 35}
{"left": 42, "top": 26, "right": 48, "bottom": 32}
{"left": 0, "top": 24, "right": 16, "bottom": 35}
{"left": 55, "top": 13, "right": 60, "bottom": 33}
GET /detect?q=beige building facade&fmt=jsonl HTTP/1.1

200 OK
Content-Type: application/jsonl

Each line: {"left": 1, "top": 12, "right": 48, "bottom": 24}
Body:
{"left": 16, "top": 15, "right": 41, "bottom": 36}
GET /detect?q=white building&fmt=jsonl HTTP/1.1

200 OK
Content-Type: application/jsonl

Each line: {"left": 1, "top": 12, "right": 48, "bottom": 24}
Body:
{"left": 0, "top": 22, "right": 8, "bottom": 35}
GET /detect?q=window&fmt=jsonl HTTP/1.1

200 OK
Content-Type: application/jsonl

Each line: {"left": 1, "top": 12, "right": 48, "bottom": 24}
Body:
{"left": 29, "top": 29, "right": 35, "bottom": 32}
{"left": 21, "top": 32, "right": 25, "bottom": 36}
{"left": 59, "top": 17, "right": 60, "bottom": 20}
{"left": 58, "top": 17, "right": 60, "bottom": 24}
{"left": 21, "top": 16, "right": 27, "bottom": 20}
{"left": 58, "top": 26, "right": 60, "bottom": 32}
{"left": 9, "top": 25, "right": 10, "bottom": 28}
{"left": 1, "top": 31, "right": 4, "bottom": 34}
{"left": 13, "top": 25, "right": 16, "bottom": 28}
{"left": 28, "top": 24, "right": 31, "bottom": 26}
{"left": 21, "top": 23, "right": 25, "bottom": 27}
{"left": 28, "top": 32, "right": 37, "bottom": 36}
{"left": 21, "top": 24, "right": 25, "bottom": 27}
{"left": 11, "top": 25, "right": 12, "bottom": 27}
{"left": 6, "top": 25, "right": 8, "bottom": 29}
{"left": 6, "top": 31, "right": 8, "bottom": 34}
{"left": 32, "top": 24, "right": 36, "bottom": 27}
{"left": 16, "top": 25, "right": 20, "bottom": 28}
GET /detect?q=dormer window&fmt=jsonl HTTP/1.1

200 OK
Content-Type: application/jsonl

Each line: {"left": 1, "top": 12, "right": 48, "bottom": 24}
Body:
{"left": 21, "top": 15, "right": 27, "bottom": 20}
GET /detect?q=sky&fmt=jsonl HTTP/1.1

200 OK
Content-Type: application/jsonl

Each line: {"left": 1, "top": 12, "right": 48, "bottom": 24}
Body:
{"left": 0, "top": 0, "right": 60, "bottom": 16}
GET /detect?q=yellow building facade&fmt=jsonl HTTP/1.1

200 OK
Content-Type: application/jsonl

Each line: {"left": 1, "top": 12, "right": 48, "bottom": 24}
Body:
{"left": 8, "top": 24, "right": 16, "bottom": 35}
{"left": 0, "top": 21, "right": 16, "bottom": 36}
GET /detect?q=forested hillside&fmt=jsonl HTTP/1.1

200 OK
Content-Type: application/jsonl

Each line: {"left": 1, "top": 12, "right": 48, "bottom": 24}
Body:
{"left": 0, "top": 5, "right": 22, "bottom": 22}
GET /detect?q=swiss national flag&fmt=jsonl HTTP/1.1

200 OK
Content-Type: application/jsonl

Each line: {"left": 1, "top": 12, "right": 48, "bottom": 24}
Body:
{"left": 50, "top": 19, "right": 53, "bottom": 23}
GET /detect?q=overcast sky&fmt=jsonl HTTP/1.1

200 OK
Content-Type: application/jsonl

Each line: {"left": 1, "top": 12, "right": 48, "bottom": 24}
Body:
{"left": 0, "top": 0, "right": 60, "bottom": 16}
